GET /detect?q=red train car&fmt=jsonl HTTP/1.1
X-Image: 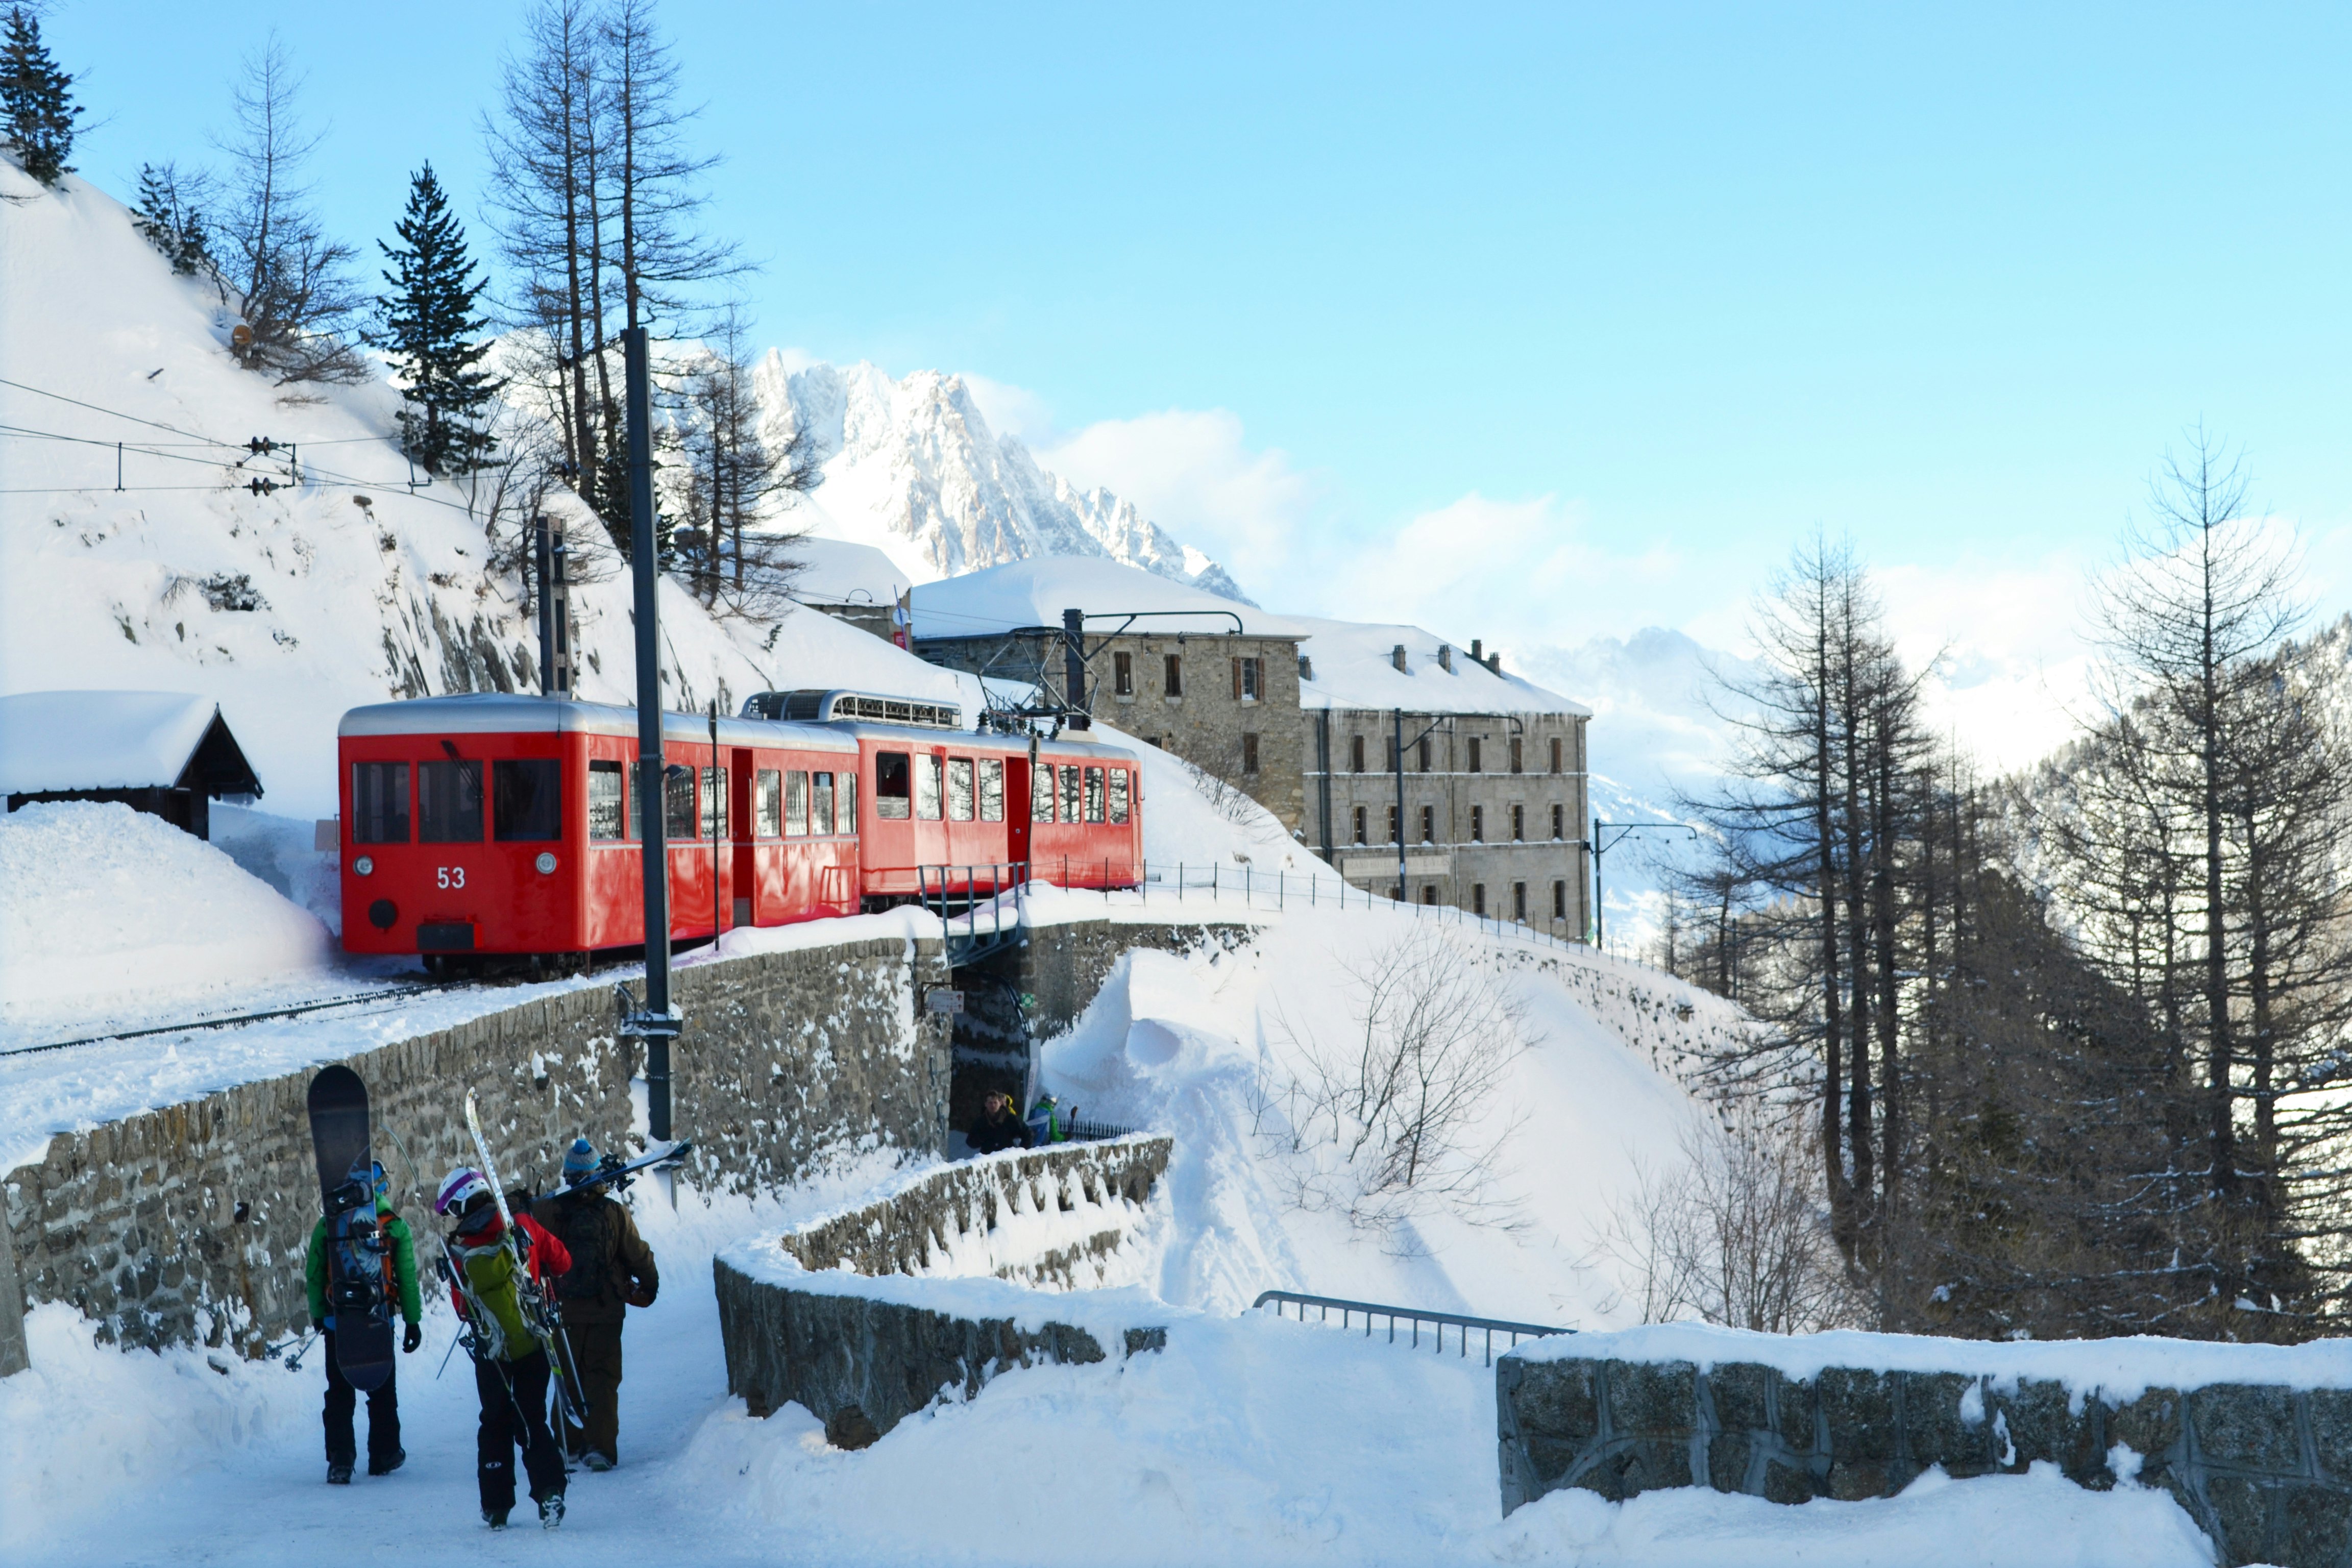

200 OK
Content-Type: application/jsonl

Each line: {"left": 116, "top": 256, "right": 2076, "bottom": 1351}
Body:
{"left": 336, "top": 689, "right": 1141, "bottom": 966}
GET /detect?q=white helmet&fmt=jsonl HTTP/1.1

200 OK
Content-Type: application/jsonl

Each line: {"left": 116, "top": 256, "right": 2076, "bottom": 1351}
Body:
{"left": 435, "top": 1166, "right": 489, "bottom": 1217}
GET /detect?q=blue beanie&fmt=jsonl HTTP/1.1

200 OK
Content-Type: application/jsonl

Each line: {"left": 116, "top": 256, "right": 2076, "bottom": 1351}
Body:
{"left": 562, "top": 1138, "right": 598, "bottom": 1185}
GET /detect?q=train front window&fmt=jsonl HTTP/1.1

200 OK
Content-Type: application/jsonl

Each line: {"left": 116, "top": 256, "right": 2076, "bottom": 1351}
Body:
{"left": 494, "top": 760, "right": 562, "bottom": 842}
{"left": 947, "top": 757, "right": 974, "bottom": 821}
{"left": 351, "top": 762, "right": 410, "bottom": 843}
{"left": 755, "top": 770, "right": 782, "bottom": 838}
{"left": 979, "top": 758, "right": 1003, "bottom": 822}
{"left": 786, "top": 770, "right": 809, "bottom": 836}
{"left": 812, "top": 772, "right": 835, "bottom": 834}
{"left": 1032, "top": 762, "right": 1055, "bottom": 822}
{"left": 1059, "top": 765, "right": 1082, "bottom": 823}
{"left": 874, "top": 752, "right": 911, "bottom": 819}
{"left": 916, "top": 754, "right": 943, "bottom": 821}
{"left": 1084, "top": 767, "right": 1106, "bottom": 822}
{"left": 1108, "top": 768, "right": 1129, "bottom": 824}
{"left": 418, "top": 760, "right": 483, "bottom": 843}
{"left": 589, "top": 761, "right": 626, "bottom": 841}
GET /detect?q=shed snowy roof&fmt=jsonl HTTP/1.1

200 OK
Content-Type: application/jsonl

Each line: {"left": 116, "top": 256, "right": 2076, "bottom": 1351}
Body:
{"left": 910, "top": 558, "right": 1304, "bottom": 641}
{"left": 1292, "top": 618, "right": 1589, "bottom": 717}
{"left": 790, "top": 536, "right": 913, "bottom": 608}
{"left": 0, "top": 691, "right": 264, "bottom": 796}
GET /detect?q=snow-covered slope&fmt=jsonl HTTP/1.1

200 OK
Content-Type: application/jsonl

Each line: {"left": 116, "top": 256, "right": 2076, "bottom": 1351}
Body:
{"left": 756, "top": 357, "right": 1251, "bottom": 602}
{"left": 0, "top": 163, "right": 981, "bottom": 818}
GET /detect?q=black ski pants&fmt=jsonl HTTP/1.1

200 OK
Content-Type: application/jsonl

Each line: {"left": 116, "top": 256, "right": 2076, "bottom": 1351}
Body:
{"left": 475, "top": 1348, "right": 568, "bottom": 1512}
{"left": 322, "top": 1329, "right": 400, "bottom": 1467}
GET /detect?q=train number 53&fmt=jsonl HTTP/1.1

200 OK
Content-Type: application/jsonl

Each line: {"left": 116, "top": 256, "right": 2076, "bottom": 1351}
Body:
{"left": 436, "top": 866, "right": 466, "bottom": 889}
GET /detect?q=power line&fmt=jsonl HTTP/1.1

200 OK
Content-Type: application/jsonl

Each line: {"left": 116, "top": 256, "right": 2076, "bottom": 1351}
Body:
{"left": 0, "top": 375, "right": 238, "bottom": 447}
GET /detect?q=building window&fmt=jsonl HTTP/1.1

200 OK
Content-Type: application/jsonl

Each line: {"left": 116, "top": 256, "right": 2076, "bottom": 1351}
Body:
{"left": 1419, "top": 804, "right": 1434, "bottom": 843}
{"left": 786, "top": 770, "right": 810, "bottom": 835}
{"left": 1163, "top": 653, "right": 1183, "bottom": 697}
{"left": 1418, "top": 736, "right": 1431, "bottom": 772}
{"left": 1351, "top": 734, "right": 1365, "bottom": 773}
{"left": 352, "top": 761, "right": 411, "bottom": 844}
{"left": 1387, "top": 804, "right": 1400, "bottom": 844}
{"left": 1550, "top": 736, "right": 1563, "bottom": 774}
{"left": 1232, "top": 655, "right": 1261, "bottom": 701}
{"left": 1472, "top": 883, "right": 1487, "bottom": 917}
{"left": 1113, "top": 651, "right": 1134, "bottom": 696}
{"left": 1470, "top": 804, "right": 1484, "bottom": 842}
{"left": 1386, "top": 736, "right": 1399, "bottom": 771}
{"left": 1511, "top": 803, "right": 1525, "bottom": 842}
{"left": 1553, "top": 880, "right": 1567, "bottom": 919}
{"left": 979, "top": 758, "right": 1004, "bottom": 822}
{"left": 1510, "top": 736, "right": 1523, "bottom": 774}
{"left": 1421, "top": 885, "right": 1438, "bottom": 905}
{"left": 947, "top": 757, "right": 975, "bottom": 821}
{"left": 1353, "top": 805, "right": 1367, "bottom": 845}
{"left": 1512, "top": 881, "right": 1527, "bottom": 921}
{"left": 1552, "top": 803, "right": 1564, "bottom": 840}
{"left": 1467, "top": 737, "right": 1483, "bottom": 773}
{"left": 1241, "top": 732, "right": 1260, "bottom": 774}
{"left": 915, "top": 754, "right": 943, "bottom": 820}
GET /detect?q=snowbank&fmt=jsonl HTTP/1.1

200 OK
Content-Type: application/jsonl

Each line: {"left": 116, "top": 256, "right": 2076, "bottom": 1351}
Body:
{"left": 0, "top": 801, "right": 333, "bottom": 1029}
{"left": 910, "top": 555, "right": 1302, "bottom": 639}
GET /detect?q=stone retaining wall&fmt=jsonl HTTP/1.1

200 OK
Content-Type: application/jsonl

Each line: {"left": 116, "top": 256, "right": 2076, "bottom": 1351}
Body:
{"left": 715, "top": 1136, "right": 1172, "bottom": 1447}
{"left": 2, "top": 935, "right": 951, "bottom": 1356}
{"left": 1499, "top": 1350, "right": 2352, "bottom": 1568}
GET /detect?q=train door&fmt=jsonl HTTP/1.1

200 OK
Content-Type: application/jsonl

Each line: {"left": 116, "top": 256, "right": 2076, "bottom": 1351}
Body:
{"left": 729, "top": 746, "right": 755, "bottom": 928}
{"left": 1006, "top": 750, "right": 1032, "bottom": 873}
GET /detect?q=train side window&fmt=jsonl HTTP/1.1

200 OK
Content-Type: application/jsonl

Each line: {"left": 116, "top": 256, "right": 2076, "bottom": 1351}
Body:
{"left": 1032, "top": 761, "right": 1056, "bottom": 822}
{"left": 665, "top": 767, "right": 697, "bottom": 838}
{"left": 838, "top": 773, "right": 856, "bottom": 831}
{"left": 755, "top": 770, "right": 782, "bottom": 838}
{"left": 979, "top": 758, "right": 1003, "bottom": 822}
{"left": 1084, "top": 766, "right": 1106, "bottom": 823}
{"left": 590, "top": 761, "right": 627, "bottom": 841}
{"left": 916, "top": 754, "right": 943, "bottom": 820}
{"left": 1059, "top": 765, "right": 1081, "bottom": 823}
{"left": 700, "top": 768, "right": 727, "bottom": 839}
{"left": 947, "top": 757, "right": 974, "bottom": 821}
{"left": 1108, "top": 768, "right": 1129, "bottom": 824}
{"left": 812, "top": 771, "right": 835, "bottom": 834}
{"left": 494, "top": 760, "right": 562, "bottom": 842}
{"left": 418, "top": 760, "right": 483, "bottom": 843}
{"left": 875, "top": 752, "right": 912, "bottom": 819}
{"left": 786, "top": 770, "right": 810, "bottom": 836}
{"left": 352, "top": 762, "right": 410, "bottom": 843}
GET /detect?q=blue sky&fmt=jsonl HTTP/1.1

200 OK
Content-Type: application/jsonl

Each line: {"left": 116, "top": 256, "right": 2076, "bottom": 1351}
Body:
{"left": 44, "top": 2, "right": 2352, "bottom": 758}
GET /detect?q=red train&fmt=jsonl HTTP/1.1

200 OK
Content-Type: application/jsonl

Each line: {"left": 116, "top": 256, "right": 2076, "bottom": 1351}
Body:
{"left": 336, "top": 690, "right": 1142, "bottom": 967}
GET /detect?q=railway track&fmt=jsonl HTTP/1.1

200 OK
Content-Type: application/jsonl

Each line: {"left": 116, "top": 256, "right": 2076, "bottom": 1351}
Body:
{"left": 0, "top": 979, "right": 482, "bottom": 1058}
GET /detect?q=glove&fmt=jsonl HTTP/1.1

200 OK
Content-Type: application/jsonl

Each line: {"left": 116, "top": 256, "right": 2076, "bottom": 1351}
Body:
{"left": 626, "top": 1282, "right": 656, "bottom": 1310}
{"left": 402, "top": 1321, "right": 423, "bottom": 1354}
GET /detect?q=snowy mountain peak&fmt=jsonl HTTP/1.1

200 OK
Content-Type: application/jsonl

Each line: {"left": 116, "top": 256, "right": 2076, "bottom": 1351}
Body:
{"left": 761, "top": 354, "right": 1253, "bottom": 604}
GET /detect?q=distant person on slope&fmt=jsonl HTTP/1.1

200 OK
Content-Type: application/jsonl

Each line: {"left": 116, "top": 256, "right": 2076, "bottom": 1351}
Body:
{"left": 530, "top": 1138, "right": 659, "bottom": 1471}
{"left": 436, "top": 1166, "right": 572, "bottom": 1530}
{"left": 967, "top": 1091, "right": 1033, "bottom": 1155}
{"left": 305, "top": 1161, "right": 422, "bottom": 1484}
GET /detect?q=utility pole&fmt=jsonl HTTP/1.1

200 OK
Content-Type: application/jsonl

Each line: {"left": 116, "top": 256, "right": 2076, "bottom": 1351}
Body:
{"left": 1061, "top": 607, "right": 1090, "bottom": 729}
{"left": 1591, "top": 817, "right": 1697, "bottom": 952}
{"left": 620, "top": 326, "right": 679, "bottom": 1141}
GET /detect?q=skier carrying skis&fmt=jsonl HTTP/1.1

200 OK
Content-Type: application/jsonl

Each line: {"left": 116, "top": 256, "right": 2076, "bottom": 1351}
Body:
{"left": 531, "top": 1137, "right": 660, "bottom": 1471}
{"left": 304, "top": 1161, "right": 423, "bottom": 1484}
{"left": 435, "top": 1166, "right": 573, "bottom": 1530}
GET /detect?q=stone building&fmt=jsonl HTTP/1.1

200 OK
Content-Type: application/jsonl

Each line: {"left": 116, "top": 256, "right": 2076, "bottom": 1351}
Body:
{"left": 1292, "top": 620, "right": 1591, "bottom": 939}
{"left": 910, "top": 559, "right": 1311, "bottom": 835}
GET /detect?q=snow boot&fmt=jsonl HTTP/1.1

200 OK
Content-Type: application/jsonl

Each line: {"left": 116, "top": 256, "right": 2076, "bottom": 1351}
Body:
{"left": 583, "top": 1452, "right": 614, "bottom": 1473}
{"left": 483, "top": 1508, "right": 509, "bottom": 1530}
{"left": 368, "top": 1448, "right": 406, "bottom": 1477}
{"left": 327, "top": 1463, "right": 353, "bottom": 1485}
{"left": 540, "top": 1494, "right": 566, "bottom": 1530}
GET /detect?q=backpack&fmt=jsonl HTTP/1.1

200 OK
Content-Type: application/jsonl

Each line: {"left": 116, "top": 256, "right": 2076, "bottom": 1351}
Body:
{"left": 545, "top": 1194, "right": 611, "bottom": 1304}
{"left": 451, "top": 1234, "right": 538, "bottom": 1361}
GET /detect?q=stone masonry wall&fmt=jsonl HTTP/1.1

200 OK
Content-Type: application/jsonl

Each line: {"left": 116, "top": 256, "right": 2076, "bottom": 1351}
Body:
{"left": 1499, "top": 1351, "right": 2352, "bottom": 1568}
{"left": 2, "top": 935, "right": 951, "bottom": 1357}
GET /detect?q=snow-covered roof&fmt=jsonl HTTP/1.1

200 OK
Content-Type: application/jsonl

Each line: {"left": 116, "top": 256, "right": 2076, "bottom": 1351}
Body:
{"left": 0, "top": 691, "right": 264, "bottom": 795}
{"left": 790, "top": 536, "right": 912, "bottom": 608}
{"left": 911, "top": 558, "right": 1304, "bottom": 641}
{"left": 1291, "top": 618, "right": 1590, "bottom": 717}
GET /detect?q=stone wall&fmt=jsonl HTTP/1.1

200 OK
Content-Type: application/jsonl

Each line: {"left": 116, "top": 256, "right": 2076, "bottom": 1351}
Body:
{"left": 715, "top": 1136, "right": 1172, "bottom": 1448}
{"left": 2, "top": 934, "right": 952, "bottom": 1357}
{"left": 1499, "top": 1350, "right": 2352, "bottom": 1568}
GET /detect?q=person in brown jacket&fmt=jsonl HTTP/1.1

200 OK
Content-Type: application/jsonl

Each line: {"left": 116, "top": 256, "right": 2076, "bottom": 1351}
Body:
{"left": 530, "top": 1138, "right": 658, "bottom": 1471}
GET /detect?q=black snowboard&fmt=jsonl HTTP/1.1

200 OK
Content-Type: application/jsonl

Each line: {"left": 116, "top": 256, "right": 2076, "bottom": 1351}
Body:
{"left": 306, "top": 1066, "right": 396, "bottom": 1393}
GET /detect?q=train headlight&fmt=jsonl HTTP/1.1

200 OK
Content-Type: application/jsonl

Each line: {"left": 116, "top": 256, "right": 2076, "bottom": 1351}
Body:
{"left": 535, "top": 852, "right": 558, "bottom": 875}
{"left": 353, "top": 855, "right": 374, "bottom": 876}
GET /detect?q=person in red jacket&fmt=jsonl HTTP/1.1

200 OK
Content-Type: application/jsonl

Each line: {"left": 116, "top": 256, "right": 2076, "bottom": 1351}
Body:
{"left": 436, "top": 1167, "right": 573, "bottom": 1530}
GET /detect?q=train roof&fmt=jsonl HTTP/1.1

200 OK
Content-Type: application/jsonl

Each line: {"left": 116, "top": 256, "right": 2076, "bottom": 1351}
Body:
{"left": 337, "top": 693, "right": 1137, "bottom": 761}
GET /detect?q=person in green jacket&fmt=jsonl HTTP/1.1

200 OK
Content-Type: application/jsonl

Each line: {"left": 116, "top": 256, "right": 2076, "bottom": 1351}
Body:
{"left": 304, "top": 1162, "right": 424, "bottom": 1483}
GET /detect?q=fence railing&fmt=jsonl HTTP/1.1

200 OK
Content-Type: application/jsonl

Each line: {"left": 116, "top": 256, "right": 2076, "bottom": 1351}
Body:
{"left": 1250, "top": 1289, "right": 1571, "bottom": 1366}
{"left": 915, "top": 862, "right": 1028, "bottom": 961}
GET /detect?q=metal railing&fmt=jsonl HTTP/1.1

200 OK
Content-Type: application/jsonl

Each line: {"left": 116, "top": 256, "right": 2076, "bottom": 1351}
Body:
{"left": 1250, "top": 1289, "right": 1570, "bottom": 1366}
{"left": 915, "top": 862, "right": 1028, "bottom": 962}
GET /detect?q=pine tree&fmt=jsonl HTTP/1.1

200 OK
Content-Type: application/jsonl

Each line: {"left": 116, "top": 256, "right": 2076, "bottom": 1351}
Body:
{"left": 133, "top": 162, "right": 214, "bottom": 275}
{"left": 370, "top": 164, "right": 501, "bottom": 475}
{"left": 1, "top": 7, "right": 79, "bottom": 186}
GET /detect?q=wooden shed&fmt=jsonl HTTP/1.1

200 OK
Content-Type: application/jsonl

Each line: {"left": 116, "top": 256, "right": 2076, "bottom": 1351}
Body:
{"left": 0, "top": 690, "right": 265, "bottom": 840}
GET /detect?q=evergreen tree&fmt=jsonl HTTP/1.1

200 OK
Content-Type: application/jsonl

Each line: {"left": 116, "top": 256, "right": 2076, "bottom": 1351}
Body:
{"left": 1, "top": 6, "right": 79, "bottom": 186}
{"left": 370, "top": 163, "right": 500, "bottom": 475}
{"left": 133, "top": 162, "right": 213, "bottom": 275}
